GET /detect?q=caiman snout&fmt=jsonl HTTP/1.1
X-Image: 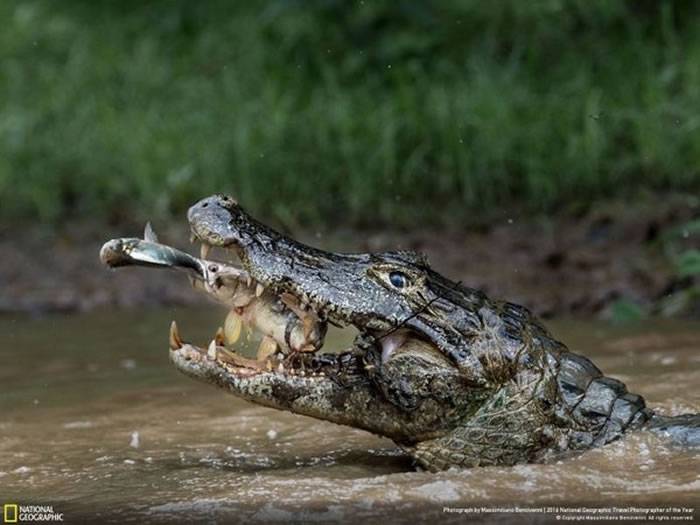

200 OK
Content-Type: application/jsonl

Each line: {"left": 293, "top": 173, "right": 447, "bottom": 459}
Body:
{"left": 187, "top": 194, "right": 247, "bottom": 249}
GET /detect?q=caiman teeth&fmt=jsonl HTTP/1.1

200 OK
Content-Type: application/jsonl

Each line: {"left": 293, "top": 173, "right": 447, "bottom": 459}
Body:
{"left": 169, "top": 321, "right": 183, "bottom": 350}
{"left": 200, "top": 243, "right": 212, "bottom": 259}
{"left": 207, "top": 339, "right": 217, "bottom": 360}
{"left": 255, "top": 282, "right": 265, "bottom": 298}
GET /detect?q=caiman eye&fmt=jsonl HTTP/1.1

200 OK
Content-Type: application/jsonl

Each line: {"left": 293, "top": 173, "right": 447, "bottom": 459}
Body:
{"left": 389, "top": 271, "right": 408, "bottom": 289}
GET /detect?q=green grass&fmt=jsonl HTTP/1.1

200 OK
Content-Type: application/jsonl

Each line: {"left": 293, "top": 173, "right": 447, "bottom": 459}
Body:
{"left": 1, "top": 1, "right": 699, "bottom": 228}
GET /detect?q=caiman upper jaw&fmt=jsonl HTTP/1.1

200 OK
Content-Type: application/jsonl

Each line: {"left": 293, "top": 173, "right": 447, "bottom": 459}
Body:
{"left": 187, "top": 194, "right": 347, "bottom": 327}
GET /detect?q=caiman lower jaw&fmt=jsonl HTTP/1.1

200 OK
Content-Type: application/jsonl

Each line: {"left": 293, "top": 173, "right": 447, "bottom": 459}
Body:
{"left": 167, "top": 320, "right": 333, "bottom": 380}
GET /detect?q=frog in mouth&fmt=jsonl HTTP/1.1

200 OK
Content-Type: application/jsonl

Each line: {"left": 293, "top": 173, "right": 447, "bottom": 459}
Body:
{"left": 100, "top": 194, "right": 699, "bottom": 471}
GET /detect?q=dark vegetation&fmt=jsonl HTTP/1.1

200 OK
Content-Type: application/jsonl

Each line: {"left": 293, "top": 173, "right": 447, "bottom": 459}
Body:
{"left": 1, "top": 1, "right": 698, "bottom": 317}
{"left": 1, "top": 0, "right": 699, "bottom": 229}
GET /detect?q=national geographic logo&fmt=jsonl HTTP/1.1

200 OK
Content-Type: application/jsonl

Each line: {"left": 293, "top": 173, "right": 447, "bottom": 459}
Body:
{"left": 3, "top": 505, "right": 17, "bottom": 524}
{"left": 3, "top": 504, "right": 63, "bottom": 522}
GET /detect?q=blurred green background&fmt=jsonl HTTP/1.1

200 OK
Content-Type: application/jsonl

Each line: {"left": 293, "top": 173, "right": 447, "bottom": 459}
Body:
{"left": 1, "top": 0, "right": 699, "bottom": 228}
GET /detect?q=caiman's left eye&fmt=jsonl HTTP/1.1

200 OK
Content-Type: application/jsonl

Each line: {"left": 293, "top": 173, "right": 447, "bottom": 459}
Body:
{"left": 389, "top": 271, "right": 408, "bottom": 289}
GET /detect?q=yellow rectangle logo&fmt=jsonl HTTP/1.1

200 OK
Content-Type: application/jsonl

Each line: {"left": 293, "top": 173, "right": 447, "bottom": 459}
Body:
{"left": 3, "top": 504, "right": 18, "bottom": 523}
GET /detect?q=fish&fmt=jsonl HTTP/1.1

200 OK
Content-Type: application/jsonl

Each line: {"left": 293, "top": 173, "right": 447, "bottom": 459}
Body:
{"left": 100, "top": 223, "right": 326, "bottom": 356}
{"left": 100, "top": 223, "right": 205, "bottom": 277}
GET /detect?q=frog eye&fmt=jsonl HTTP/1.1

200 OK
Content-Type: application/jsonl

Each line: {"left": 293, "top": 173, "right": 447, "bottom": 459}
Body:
{"left": 389, "top": 271, "right": 408, "bottom": 289}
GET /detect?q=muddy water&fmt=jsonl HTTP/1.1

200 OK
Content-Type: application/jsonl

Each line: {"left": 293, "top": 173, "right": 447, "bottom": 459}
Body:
{"left": 0, "top": 308, "right": 698, "bottom": 524}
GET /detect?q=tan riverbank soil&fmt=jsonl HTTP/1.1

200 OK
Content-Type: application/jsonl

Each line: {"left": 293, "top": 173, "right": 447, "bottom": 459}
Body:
{"left": 1, "top": 196, "right": 697, "bottom": 318}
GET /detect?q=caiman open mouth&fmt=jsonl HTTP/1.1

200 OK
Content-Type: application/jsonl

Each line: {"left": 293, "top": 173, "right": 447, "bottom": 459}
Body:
{"left": 163, "top": 223, "right": 345, "bottom": 381}
{"left": 100, "top": 225, "right": 343, "bottom": 382}
{"left": 167, "top": 319, "right": 334, "bottom": 380}
{"left": 169, "top": 251, "right": 336, "bottom": 380}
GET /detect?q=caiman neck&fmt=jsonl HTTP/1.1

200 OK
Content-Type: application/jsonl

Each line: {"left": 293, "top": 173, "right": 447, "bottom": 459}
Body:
{"left": 404, "top": 346, "right": 653, "bottom": 471}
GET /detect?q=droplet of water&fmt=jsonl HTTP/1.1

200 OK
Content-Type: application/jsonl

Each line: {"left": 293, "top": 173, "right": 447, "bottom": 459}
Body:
{"left": 120, "top": 359, "right": 136, "bottom": 370}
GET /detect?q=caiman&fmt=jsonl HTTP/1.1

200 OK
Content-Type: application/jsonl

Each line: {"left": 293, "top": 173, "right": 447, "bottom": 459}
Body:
{"left": 100, "top": 194, "right": 699, "bottom": 471}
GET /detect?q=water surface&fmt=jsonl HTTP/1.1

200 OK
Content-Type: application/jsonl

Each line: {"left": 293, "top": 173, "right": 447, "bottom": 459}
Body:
{"left": 1, "top": 309, "right": 698, "bottom": 523}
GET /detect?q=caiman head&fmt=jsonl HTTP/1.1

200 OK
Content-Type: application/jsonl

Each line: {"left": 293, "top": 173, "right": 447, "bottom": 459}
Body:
{"left": 167, "top": 194, "right": 651, "bottom": 471}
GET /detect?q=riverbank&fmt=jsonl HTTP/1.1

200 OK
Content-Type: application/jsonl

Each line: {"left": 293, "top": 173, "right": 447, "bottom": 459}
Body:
{"left": 1, "top": 195, "right": 697, "bottom": 320}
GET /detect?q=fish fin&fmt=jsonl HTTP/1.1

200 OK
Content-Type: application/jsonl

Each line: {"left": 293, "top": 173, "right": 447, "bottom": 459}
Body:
{"left": 144, "top": 222, "right": 159, "bottom": 243}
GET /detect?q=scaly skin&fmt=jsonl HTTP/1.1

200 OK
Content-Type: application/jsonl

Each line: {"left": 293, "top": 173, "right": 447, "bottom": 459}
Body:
{"left": 106, "top": 194, "right": 700, "bottom": 471}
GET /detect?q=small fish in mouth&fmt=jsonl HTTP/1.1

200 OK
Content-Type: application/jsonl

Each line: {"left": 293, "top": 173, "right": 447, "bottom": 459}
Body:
{"left": 99, "top": 223, "right": 328, "bottom": 369}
